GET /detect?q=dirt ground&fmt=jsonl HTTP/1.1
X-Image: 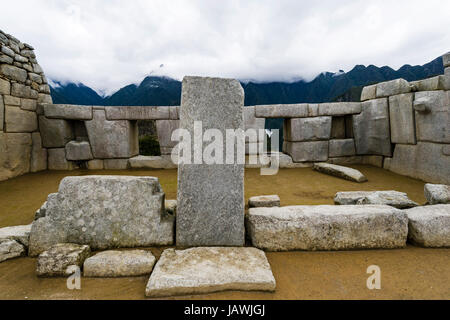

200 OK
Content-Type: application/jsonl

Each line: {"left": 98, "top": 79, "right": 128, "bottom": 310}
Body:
{"left": 0, "top": 166, "right": 448, "bottom": 300}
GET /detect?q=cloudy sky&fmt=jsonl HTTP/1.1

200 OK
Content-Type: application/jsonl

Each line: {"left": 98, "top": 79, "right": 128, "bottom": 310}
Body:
{"left": 2, "top": 0, "right": 449, "bottom": 95}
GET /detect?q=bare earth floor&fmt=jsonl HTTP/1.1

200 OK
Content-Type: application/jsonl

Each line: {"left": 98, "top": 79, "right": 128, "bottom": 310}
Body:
{"left": 0, "top": 166, "right": 449, "bottom": 299}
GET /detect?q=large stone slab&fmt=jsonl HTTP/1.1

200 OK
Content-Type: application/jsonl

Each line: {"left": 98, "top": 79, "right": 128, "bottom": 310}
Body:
{"left": 313, "top": 163, "right": 367, "bottom": 183}
{"left": 4, "top": 106, "right": 37, "bottom": 132}
{"left": 353, "top": 98, "right": 391, "bottom": 156}
{"left": 0, "top": 239, "right": 25, "bottom": 262}
{"left": 145, "top": 247, "right": 276, "bottom": 297}
{"left": 36, "top": 243, "right": 91, "bottom": 277}
{"left": 38, "top": 116, "right": 74, "bottom": 148}
{"left": 248, "top": 195, "right": 280, "bottom": 208}
{"left": 0, "top": 224, "right": 31, "bottom": 247}
{"left": 389, "top": 93, "right": 416, "bottom": 144}
{"left": 387, "top": 142, "right": 450, "bottom": 184}
{"left": 414, "top": 91, "right": 449, "bottom": 143}
{"left": 334, "top": 190, "right": 418, "bottom": 209}
{"left": 376, "top": 79, "right": 411, "bottom": 97}
{"left": 424, "top": 184, "right": 450, "bottom": 204}
{"left": 284, "top": 117, "right": 331, "bottom": 141}
{"left": 105, "top": 106, "right": 172, "bottom": 120}
{"left": 85, "top": 109, "right": 139, "bottom": 158}
{"left": 83, "top": 250, "right": 156, "bottom": 277}
{"left": 247, "top": 205, "right": 408, "bottom": 251}
{"left": 177, "top": 77, "right": 245, "bottom": 246}
{"left": 254, "top": 104, "right": 308, "bottom": 118}
{"left": 43, "top": 104, "right": 93, "bottom": 120}
{"left": 0, "top": 132, "right": 32, "bottom": 181}
{"left": 29, "top": 176, "right": 174, "bottom": 256}
{"left": 284, "top": 141, "right": 328, "bottom": 162}
{"left": 405, "top": 205, "right": 450, "bottom": 247}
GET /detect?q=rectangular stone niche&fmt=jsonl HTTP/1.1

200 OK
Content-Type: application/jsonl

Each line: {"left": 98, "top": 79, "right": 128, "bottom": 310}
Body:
{"left": 176, "top": 76, "right": 245, "bottom": 247}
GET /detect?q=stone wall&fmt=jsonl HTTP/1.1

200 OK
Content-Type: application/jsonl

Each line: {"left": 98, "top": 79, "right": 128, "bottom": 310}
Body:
{"left": 0, "top": 30, "right": 52, "bottom": 181}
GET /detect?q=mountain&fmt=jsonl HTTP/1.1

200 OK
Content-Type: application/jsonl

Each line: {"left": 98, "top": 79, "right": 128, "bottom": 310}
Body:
{"left": 50, "top": 82, "right": 104, "bottom": 105}
{"left": 49, "top": 56, "right": 444, "bottom": 106}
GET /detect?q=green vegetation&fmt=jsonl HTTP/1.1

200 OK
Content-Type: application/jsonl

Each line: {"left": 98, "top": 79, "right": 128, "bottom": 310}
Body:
{"left": 139, "top": 135, "right": 161, "bottom": 156}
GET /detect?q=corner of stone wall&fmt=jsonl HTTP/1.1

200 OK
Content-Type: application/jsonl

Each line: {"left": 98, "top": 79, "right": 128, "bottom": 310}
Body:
{"left": 1, "top": 29, "right": 52, "bottom": 181}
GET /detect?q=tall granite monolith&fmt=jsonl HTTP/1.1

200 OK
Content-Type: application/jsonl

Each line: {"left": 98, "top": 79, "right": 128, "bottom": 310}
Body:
{"left": 176, "top": 76, "right": 245, "bottom": 246}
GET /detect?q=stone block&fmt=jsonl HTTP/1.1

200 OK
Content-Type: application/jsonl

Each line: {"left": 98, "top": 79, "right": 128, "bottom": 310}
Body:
{"left": 103, "top": 159, "right": 129, "bottom": 170}
{"left": 405, "top": 205, "right": 450, "bottom": 247}
{"left": 38, "top": 116, "right": 74, "bottom": 148}
{"left": 83, "top": 250, "right": 156, "bottom": 277}
{"left": 128, "top": 155, "right": 177, "bottom": 169}
{"left": 156, "top": 120, "right": 179, "bottom": 148}
{"left": 389, "top": 93, "right": 416, "bottom": 144}
{"left": 177, "top": 76, "right": 245, "bottom": 246}
{"left": 0, "top": 239, "right": 25, "bottom": 262}
{"left": 0, "top": 64, "right": 27, "bottom": 82}
{"left": 85, "top": 109, "right": 138, "bottom": 159}
{"left": 3, "top": 95, "right": 20, "bottom": 106}
{"left": 87, "top": 159, "right": 104, "bottom": 170}
{"left": 353, "top": 98, "right": 391, "bottom": 156}
{"left": 414, "top": 91, "right": 449, "bottom": 143}
{"left": 29, "top": 176, "right": 174, "bottom": 256}
{"left": 284, "top": 141, "right": 328, "bottom": 162}
{"left": 0, "top": 224, "right": 32, "bottom": 248}
{"left": 248, "top": 195, "right": 280, "bottom": 208}
{"left": 328, "top": 139, "right": 356, "bottom": 157}
{"left": 145, "top": 247, "right": 276, "bottom": 297}
{"left": 30, "top": 132, "right": 47, "bottom": 172}
{"left": 4, "top": 106, "right": 37, "bottom": 132}
{"left": 313, "top": 162, "right": 367, "bottom": 183}
{"left": 0, "top": 77, "right": 10, "bottom": 95}
{"left": 11, "top": 83, "right": 38, "bottom": 99}
{"left": 65, "top": 141, "right": 93, "bottom": 161}
{"left": 105, "top": 106, "right": 171, "bottom": 120}
{"left": 0, "top": 95, "right": 3, "bottom": 131}
{"left": 21, "top": 98, "right": 37, "bottom": 111}
{"left": 36, "top": 243, "right": 91, "bottom": 277}
{"left": 317, "top": 102, "right": 361, "bottom": 116}
{"left": 0, "top": 132, "right": 31, "bottom": 181}
{"left": 388, "top": 142, "right": 450, "bottom": 184}
{"left": 47, "top": 148, "right": 74, "bottom": 170}
{"left": 360, "top": 84, "right": 377, "bottom": 101}
{"left": 376, "top": 79, "right": 411, "bottom": 98}
{"left": 330, "top": 116, "right": 346, "bottom": 139}
{"left": 334, "top": 191, "right": 418, "bottom": 209}
{"left": 424, "top": 184, "right": 450, "bottom": 204}
{"left": 284, "top": 116, "right": 331, "bottom": 141}
{"left": 254, "top": 104, "right": 308, "bottom": 118}
{"left": 43, "top": 104, "right": 93, "bottom": 120}
{"left": 247, "top": 205, "right": 408, "bottom": 251}
{"left": 410, "top": 76, "right": 450, "bottom": 91}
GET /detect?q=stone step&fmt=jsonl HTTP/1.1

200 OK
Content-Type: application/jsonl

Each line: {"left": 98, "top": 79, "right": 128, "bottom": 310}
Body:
{"left": 334, "top": 191, "right": 418, "bottom": 209}
{"left": 247, "top": 205, "right": 408, "bottom": 251}
{"left": 313, "top": 162, "right": 367, "bottom": 183}
{"left": 83, "top": 250, "right": 156, "bottom": 277}
{"left": 404, "top": 204, "right": 450, "bottom": 247}
{"left": 145, "top": 247, "right": 276, "bottom": 298}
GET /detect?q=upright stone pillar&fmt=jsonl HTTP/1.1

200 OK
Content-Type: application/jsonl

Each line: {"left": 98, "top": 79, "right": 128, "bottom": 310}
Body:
{"left": 177, "top": 76, "right": 245, "bottom": 246}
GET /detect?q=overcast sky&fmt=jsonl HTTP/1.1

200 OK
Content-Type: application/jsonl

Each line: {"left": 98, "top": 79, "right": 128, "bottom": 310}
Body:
{"left": 2, "top": 0, "right": 449, "bottom": 95}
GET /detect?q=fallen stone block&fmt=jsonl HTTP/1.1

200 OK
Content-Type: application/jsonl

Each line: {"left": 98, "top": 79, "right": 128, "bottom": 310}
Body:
{"left": 334, "top": 191, "right": 418, "bottom": 209}
{"left": 43, "top": 104, "right": 93, "bottom": 120}
{"left": 36, "top": 243, "right": 91, "bottom": 277}
{"left": 0, "top": 239, "right": 25, "bottom": 262}
{"left": 405, "top": 205, "right": 450, "bottom": 247}
{"left": 376, "top": 79, "right": 411, "bottom": 98}
{"left": 83, "top": 250, "right": 156, "bottom": 277}
{"left": 254, "top": 104, "right": 308, "bottom": 118}
{"left": 247, "top": 205, "right": 408, "bottom": 251}
{"left": 424, "top": 184, "right": 450, "bottom": 204}
{"left": 29, "top": 176, "right": 174, "bottom": 256}
{"left": 249, "top": 195, "right": 280, "bottom": 208}
{"left": 145, "top": 247, "right": 276, "bottom": 297}
{"left": 0, "top": 224, "right": 32, "bottom": 248}
{"left": 313, "top": 163, "right": 367, "bottom": 183}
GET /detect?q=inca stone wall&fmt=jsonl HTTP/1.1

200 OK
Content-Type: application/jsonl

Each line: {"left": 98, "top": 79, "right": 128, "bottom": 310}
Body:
{"left": 0, "top": 30, "right": 52, "bottom": 181}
